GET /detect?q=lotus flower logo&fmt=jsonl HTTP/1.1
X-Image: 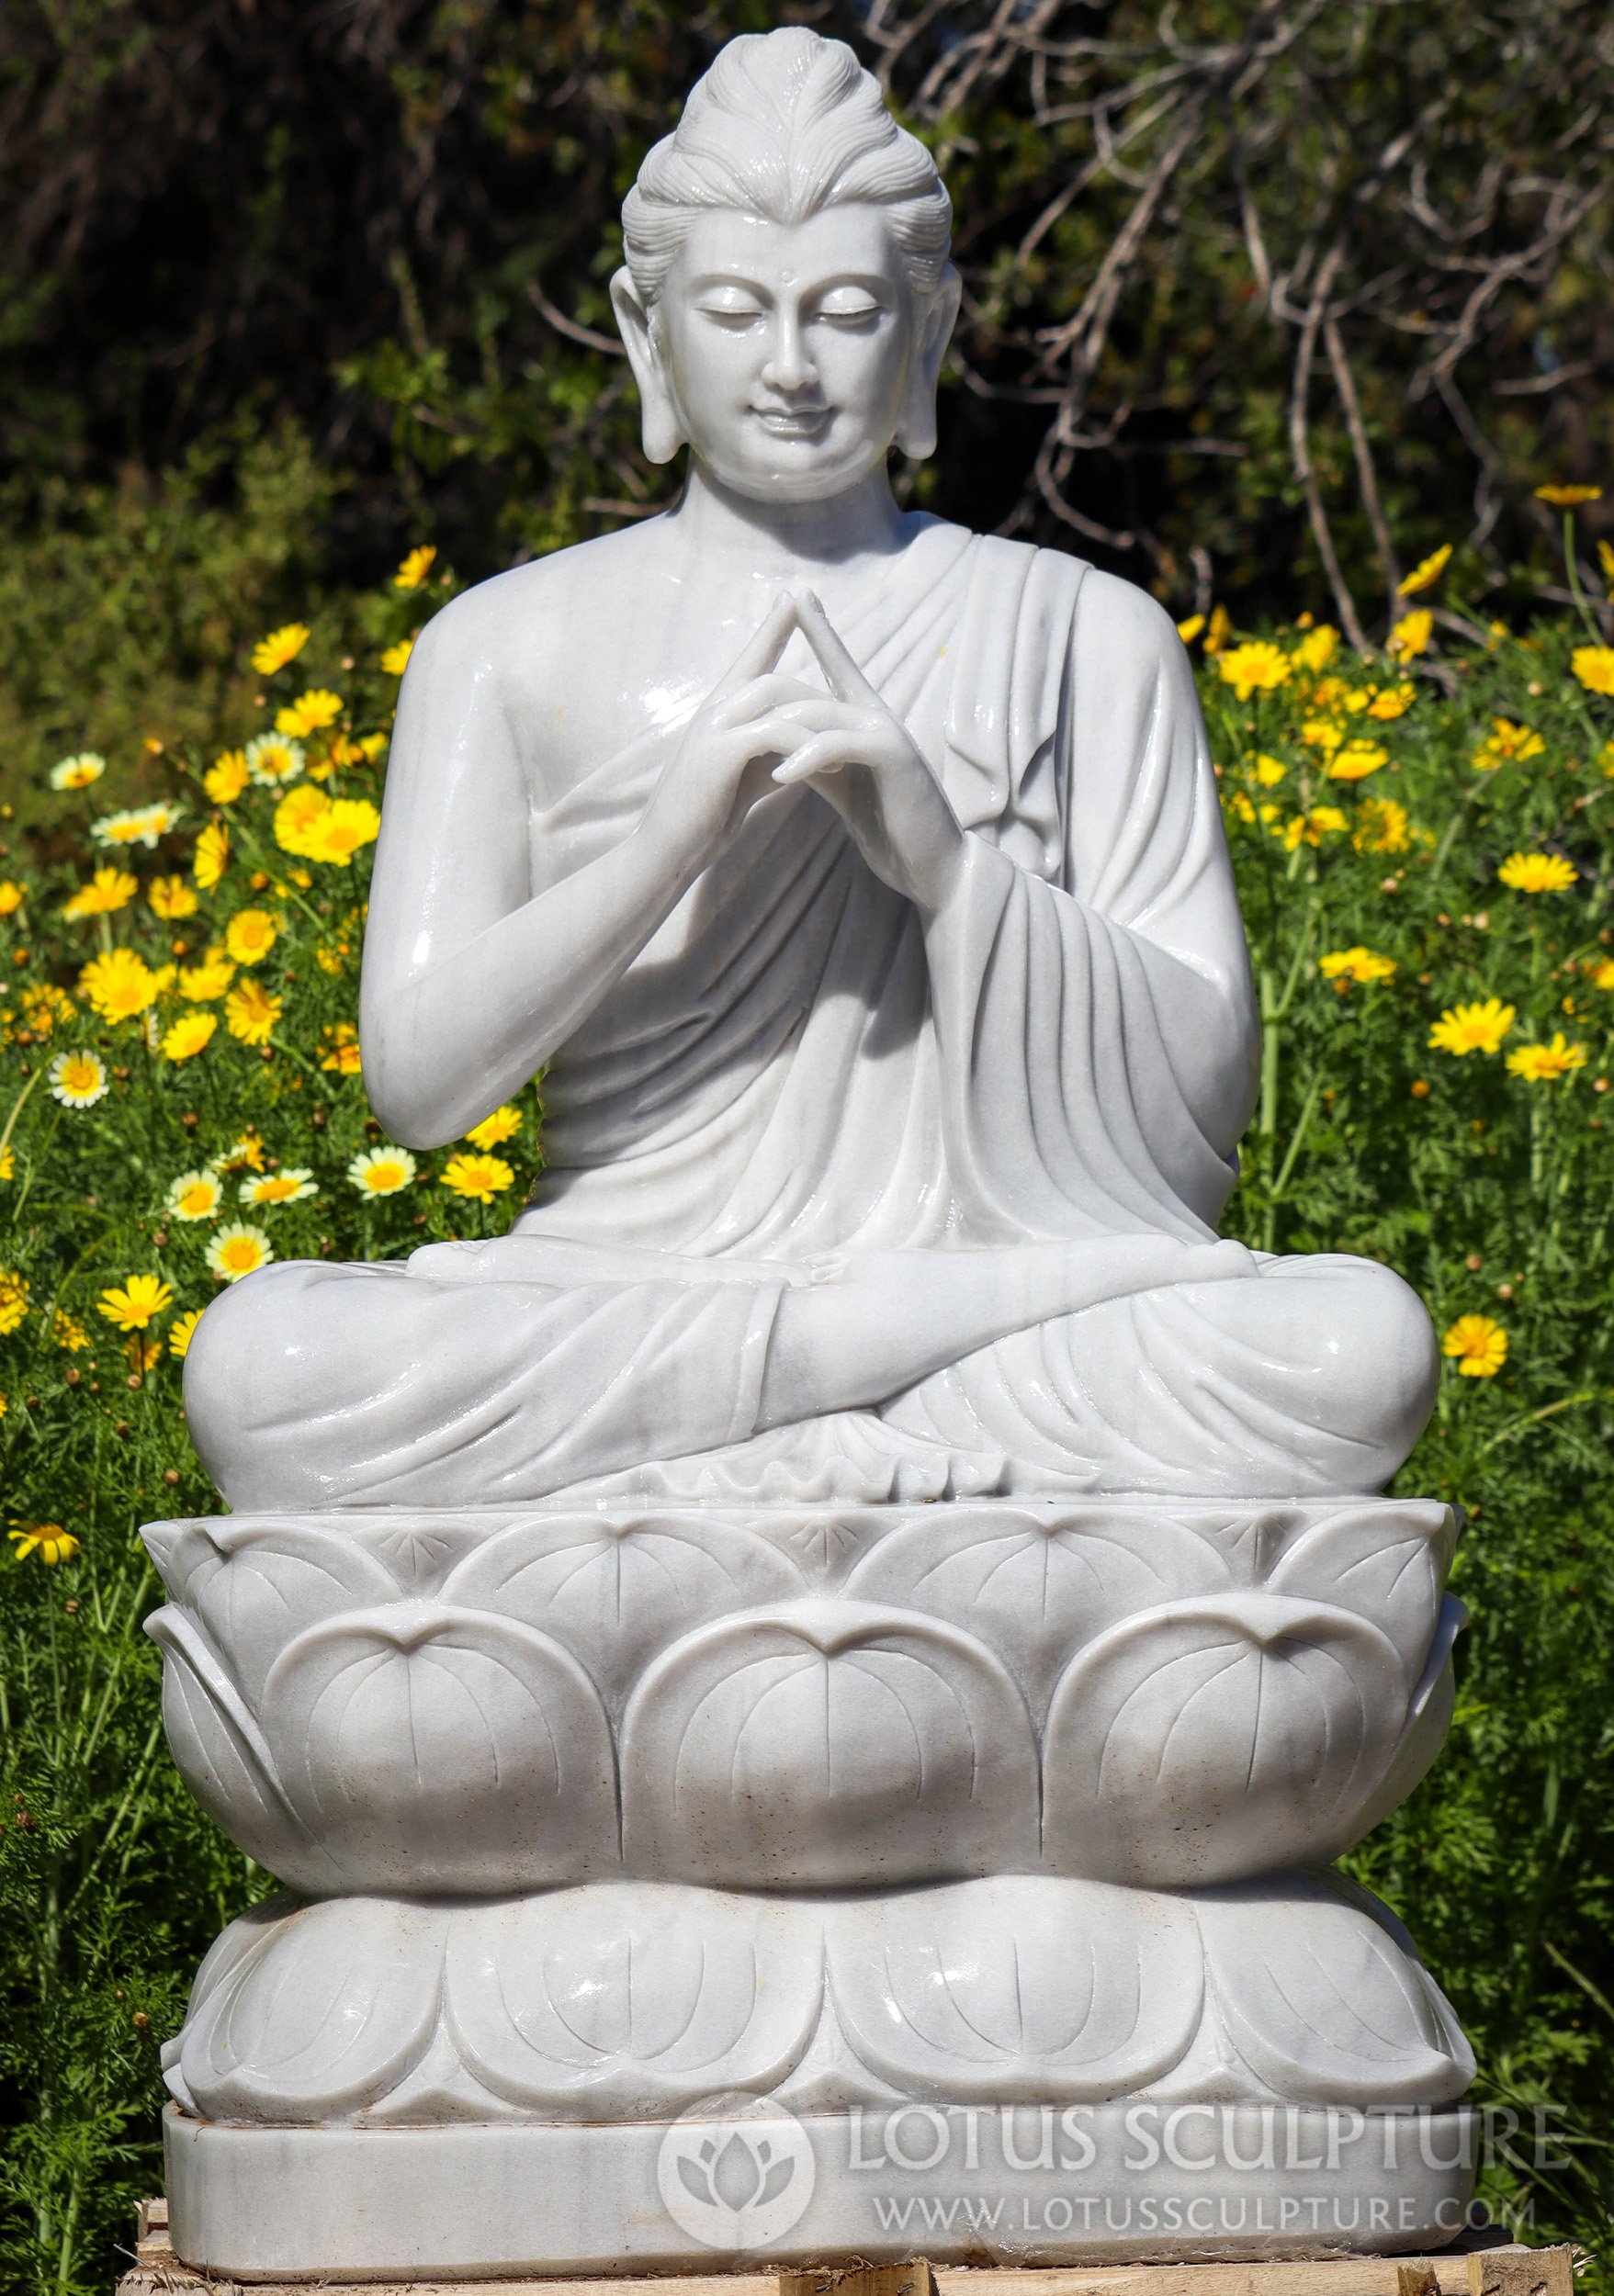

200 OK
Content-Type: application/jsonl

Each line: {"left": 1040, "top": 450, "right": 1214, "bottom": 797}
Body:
{"left": 657, "top": 2094, "right": 815, "bottom": 2250}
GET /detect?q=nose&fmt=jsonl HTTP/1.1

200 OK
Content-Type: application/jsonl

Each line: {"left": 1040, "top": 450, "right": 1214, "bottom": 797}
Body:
{"left": 760, "top": 310, "right": 816, "bottom": 396}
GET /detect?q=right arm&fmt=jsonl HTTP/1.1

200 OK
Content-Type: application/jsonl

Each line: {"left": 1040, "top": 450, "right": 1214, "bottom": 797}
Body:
{"left": 359, "top": 589, "right": 809, "bottom": 1147}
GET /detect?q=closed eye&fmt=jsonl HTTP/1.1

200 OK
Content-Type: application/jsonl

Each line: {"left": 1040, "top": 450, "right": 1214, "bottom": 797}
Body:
{"left": 813, "top": 291, "right": 883, "bottom": 326}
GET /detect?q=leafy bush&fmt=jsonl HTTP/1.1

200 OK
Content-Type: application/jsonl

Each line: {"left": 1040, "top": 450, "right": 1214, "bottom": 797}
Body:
{"left": 0, "top": 540, "right": 1613, "bottom": 2290}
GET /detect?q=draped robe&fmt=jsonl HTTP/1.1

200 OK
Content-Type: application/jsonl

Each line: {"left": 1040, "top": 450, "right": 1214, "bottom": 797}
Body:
{"left": 185, "top": 526, "right": 1437, "bottom": 1510}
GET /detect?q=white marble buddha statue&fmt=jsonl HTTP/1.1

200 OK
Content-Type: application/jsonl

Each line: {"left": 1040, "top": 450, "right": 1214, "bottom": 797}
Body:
{"left": 184, "top": 27, "right": 1437, "bottom": 1514}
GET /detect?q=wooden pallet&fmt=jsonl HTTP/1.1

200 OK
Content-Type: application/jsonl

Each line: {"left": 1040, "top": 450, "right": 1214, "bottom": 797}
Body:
{"left": 116, "top": 2203, "right": 1576, "bottom": 2296}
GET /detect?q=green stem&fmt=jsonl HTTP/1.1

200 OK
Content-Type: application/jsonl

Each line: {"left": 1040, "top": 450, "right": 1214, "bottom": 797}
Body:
{"left": 1562, "top": 508, "right": 1606, "bottom": 647}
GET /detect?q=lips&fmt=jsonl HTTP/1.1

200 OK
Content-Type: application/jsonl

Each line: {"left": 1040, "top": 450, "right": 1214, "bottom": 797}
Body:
{"left": 752, "top": 408, "right": 831, "bottom": 438}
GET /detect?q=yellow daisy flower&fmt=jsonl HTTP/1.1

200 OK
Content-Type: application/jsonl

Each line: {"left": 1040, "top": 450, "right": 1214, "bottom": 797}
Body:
{"left": 204, "top": 749, "right": 250, "bottom": 805}
{"left": 1534, "top": 484, "right": 1601, "bottom": 507}
{"left": 0, "top": 1268, "right": 30, "bottom": 1334}
{"left": 1588, "top": 958, "right": 1614, "bottom": 992}
{"left": 8, "top": 1524, "right": 81, "bottom": 1565}
{"left": 78, "top": 948, "right": 158, "bottom": 1021}
{"left": 1396, "top": 546, "right": 1451, "bottom": 597}
{"left": 1498, "top": 851, "right": 1576, "bottom": 894}
{"left": 243, "top": 732, "right": 306, "bottom": 788}
{"left": 206, "top": 1224, "right": 273, "bottom": 1284}
{"left": 210, "top": 1131, "right": 265, "bottom": 1175}
{"left": 1473, "top": 718, "right": 1544, "bottom": 771}
{"left": 0, "top": 879, "right": 23, "bottom": 916}
{"left": 1506, "top": 1033, "right": 1586, "bottom": 1083}
{"left": 320, "top": 1020, "right": 364, "bottom": 1075}
{"left": 1319, "top": 947, "right": 1396, "bottom": 984}
{"left": 273, "top": 783, "right": 331, "bottom": 856}
{"left": 1203, "top": 604, "right": 1231, "bottom": 655}
{"left": 394, "top": 545, "right": 437, "bottom": 591}
{"left": 1252, "top": 755, "right": 1287, "bottom": 787}
{"left": 440, "top": 1151, "right": 514, "bottom": 1203}
{"left": 48, "top": 1050, "right": 108, "bottom": 1108}
{"left": 178, "top": 953, "right": 234, "bottom": 1001}
{"left": 465, "top": 1105, "right": 522, "bottom": 1151}
{"left": 1571, "top": 646, "right": 1614, "bottom": 697}
{"left": 1174, "top": 614, "right": 1204, "bottom": 645}
{"left": 166, "top": 1169, "right": 223, "bottom": 1222}
{"left": 1216, "top": 641, "right": 1291, "bottom": 701}
{"left": 1302, "top": 717, "right": 1345, "bottom": 754}
{"left": 160, "top": 1010, "right": 217, "bottom": 1064}
{"left": 274, "top": 689, "right": 344, "bottom": 739}
{"left": 242, "top": 1168, "right": 317, "bottom": 1207}
{"left": 149, "top": 874, "right": 199, "bottom": 919}
{"left": 1325, "top": 740, "right": 1389, "bottom": 782}
{"left": 1428, "top": 997, "right": 1516, "bottom": 1056}
{"left": 224, "top": 979, "right": 281, "bottom": 1045}
{"left": 97, "top": 1273, "right": 174, "bottom": 1331}
{"left": 61, "top": 866, "right": 138, "bottom": 921}
{"left": 92, "top": 801, "right": 183, "bottom": 850}
{"left": 379, "top": 636, "right": 415, "bottom": 676}
{"left": 250, "top": 623, "right": 311, "bottom": 676}
{"left": 51, "top": 753, "right": 107, "bottom": 792}
{"left": 53, "top": 1311, "right": 89, "bottom": 1351}
{"left": 1364, "top": 682, "right": 1416, "bottom": 721}
{"left": 300, "top": 796, "right": 381, "bottom": 867}
{"left": 1441, "top": 1313, "right": 1507, "bottom": 1378}
{"left": 1387, "top": 610, "right": 1432, "bottom": 660}
{"left": 194, "top": 823, "right": 229, "bottom": 890}
{"left": 169, "top": 1307, "right": 205, "bottom": 1360}
{"left": 1281, "top": 805, "right": 1348, "bottom": 850}
{"left": 224, "top": 908, "right": 278, "bottom": 965}
{"left": 1291, "top": 625, "right": 1338, "bottom": 671}
{"left": 348, "top": 1145, "right": 417, "bottom": 1195}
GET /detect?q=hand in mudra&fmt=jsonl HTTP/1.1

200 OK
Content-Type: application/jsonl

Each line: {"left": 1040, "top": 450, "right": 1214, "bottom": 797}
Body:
{"left": 643, "top": 591, "right": 965, "bottom": 915}
{"left": 772, "top": 591, "right": 966, "bottom": 915}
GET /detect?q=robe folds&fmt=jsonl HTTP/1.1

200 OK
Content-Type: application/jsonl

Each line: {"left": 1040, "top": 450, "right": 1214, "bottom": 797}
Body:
{"left": 186, "top": 526, "right": 1437, "bottom": 1510}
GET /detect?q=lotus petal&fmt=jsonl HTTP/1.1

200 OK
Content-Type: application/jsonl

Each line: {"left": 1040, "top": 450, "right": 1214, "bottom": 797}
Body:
{"left": 1269, "top": 1502, "right": 1456, "bottom": 1681}
{"left": 622, "top": 1599, "right": 1038, "bottom": 1887}
{"left": 443, "top": 1513, "right": 805, "bottom": 1714}
{"left": 845, "top": 1503, "right": 1234, "bottom": 1712}
{"left": 445, "top": 1885, "right": 821, "bottom": 2114}
{"left": 1197, "top": 1874, "right": 1474, "bottom": 2104}
{"left": 146, "top": 1605, "right": 336, "bottom": 1889}
{"left": 1043, "top": 1594, "right": 1406, "bottom": 1884}
{"left": 179, "top": 1896, "right": 445, "bottom": 2122}
{"left": 827, "top": 1876, "right": 1202, "bottom": 2099}
{"left": 264, "top": 1601, "right": 618, "bottom": 1892}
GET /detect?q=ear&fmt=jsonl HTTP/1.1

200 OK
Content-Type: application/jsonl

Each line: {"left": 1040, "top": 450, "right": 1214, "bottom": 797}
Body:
{"left": 894, "top": 264, "right": 962, "bottom": 461}
{"left": 610, "top": 266, "right": 686, "bottom": 466}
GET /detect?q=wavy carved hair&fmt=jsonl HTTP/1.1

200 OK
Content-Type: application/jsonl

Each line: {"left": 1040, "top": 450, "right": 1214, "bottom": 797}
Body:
{"left": 621, "top": 29, "right": 953, "bottom": 307}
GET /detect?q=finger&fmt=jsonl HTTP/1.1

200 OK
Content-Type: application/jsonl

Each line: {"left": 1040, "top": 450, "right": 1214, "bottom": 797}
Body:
{"left": 711, "top": 592, "right": 798, "bottom": 698}
{"left": 712, "top": 672, "right": 827, "bottom": 728}
{"left": 771, "top": 732, "right": 867, "bottom": 784}
{"left": 794, "top": 590, "right": 880, "bottom": 705}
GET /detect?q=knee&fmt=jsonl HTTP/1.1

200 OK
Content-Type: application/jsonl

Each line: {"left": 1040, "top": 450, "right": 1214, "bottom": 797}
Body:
{"left": 182, "top": 1263, "right": 326, "bottom": 1450}
{"left": 1311, "top": 1255, "right": 1439, "bottom": 1463}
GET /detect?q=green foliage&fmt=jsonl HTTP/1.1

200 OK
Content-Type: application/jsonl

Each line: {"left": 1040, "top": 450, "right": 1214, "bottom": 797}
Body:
{"left": 0, "top": 557, "right": 543, "bottom": 2292}
{"left": 1, "top": 3, "right": 1608, "bottom": 613}
{"left": 0, "top": 553, "right": 1612, "bottom": 2290}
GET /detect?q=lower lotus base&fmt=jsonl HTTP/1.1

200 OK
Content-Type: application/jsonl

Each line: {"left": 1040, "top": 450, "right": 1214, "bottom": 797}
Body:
{"left": 164, "top": 2101, "right": 1478, "bottom": 2282}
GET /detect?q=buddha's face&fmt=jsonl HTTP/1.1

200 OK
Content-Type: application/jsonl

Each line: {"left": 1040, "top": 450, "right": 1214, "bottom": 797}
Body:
{"left": 614, "top": 206, "right": 956, "bottom": 501}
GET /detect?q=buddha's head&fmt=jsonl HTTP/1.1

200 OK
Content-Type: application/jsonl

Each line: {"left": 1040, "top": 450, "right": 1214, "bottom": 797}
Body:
{"left": 612, "top": 29, "right": 960, "bottom": 503}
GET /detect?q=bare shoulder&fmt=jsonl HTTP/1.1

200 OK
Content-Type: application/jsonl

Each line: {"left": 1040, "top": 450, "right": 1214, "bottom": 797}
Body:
{"left": 407, "top": 521, "right": 674, "bottom": 689}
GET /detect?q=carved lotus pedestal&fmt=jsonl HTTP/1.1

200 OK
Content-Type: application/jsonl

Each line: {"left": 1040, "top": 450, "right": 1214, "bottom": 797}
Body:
{"left": 144, "top": 1497, "right": 1476, "bottom": 2281}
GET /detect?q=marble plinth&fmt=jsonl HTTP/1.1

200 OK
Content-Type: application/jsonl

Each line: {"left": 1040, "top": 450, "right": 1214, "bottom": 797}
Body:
{"left": 164, "top": 2103, "right": 1480, "bottom": 2282}
{"left": 147, "top": 1495, "right": 1473, "bottom": 2277}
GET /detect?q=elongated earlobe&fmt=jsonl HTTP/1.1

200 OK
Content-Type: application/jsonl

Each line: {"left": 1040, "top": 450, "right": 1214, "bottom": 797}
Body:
{"left": 894, "top": 265, "right": 963, "bottom": 461}
{"left": 610, "top": 267, "right": 687, "bottom": 465}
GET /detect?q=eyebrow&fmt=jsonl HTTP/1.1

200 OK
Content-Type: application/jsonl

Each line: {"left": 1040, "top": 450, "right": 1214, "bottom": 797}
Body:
{"left": 686, "top": 270, "right": 892, "bottom": 297}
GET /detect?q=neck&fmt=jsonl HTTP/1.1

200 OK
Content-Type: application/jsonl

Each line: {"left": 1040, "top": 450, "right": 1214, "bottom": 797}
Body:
{"left": 668, "top": 459, "right": 909, "bottom": 571}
